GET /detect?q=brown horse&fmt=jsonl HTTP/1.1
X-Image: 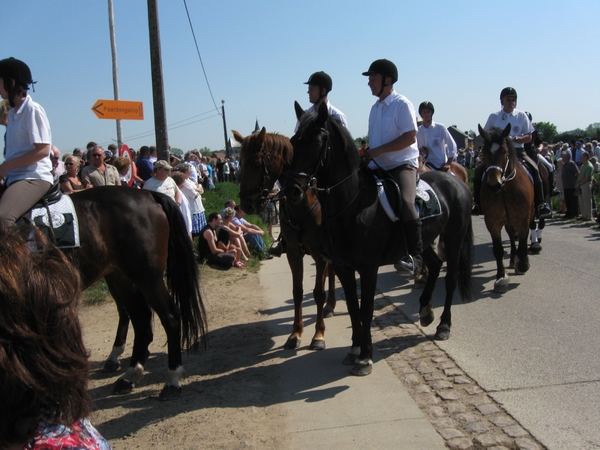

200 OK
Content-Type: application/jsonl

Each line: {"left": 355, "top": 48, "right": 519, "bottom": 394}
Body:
{"left": 61, "top": 187, "right": 206, "bottom": 400}
{"left": 478, "top": 124, "right": 534, "bottom": 293}
{"left": 234, "top": 128, "right": 336, "bottom": 350}
{"left": 418, "top": 150, "right": 469, "bottom": 185}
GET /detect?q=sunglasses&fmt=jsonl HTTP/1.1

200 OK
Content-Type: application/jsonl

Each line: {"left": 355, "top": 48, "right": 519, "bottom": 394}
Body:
{"left": 92, "top": 154, "right": 103, "bottom": 158}
{"left": 65, "top": 162, "right": 75, "bottom": 166}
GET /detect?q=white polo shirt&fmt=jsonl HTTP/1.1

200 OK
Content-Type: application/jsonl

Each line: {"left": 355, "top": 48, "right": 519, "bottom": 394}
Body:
{"left": 417, "top": 121, "right": 458, "bottom": 169}
{"left": 483, "top": 108, "right": 533, "bottom": 149}
{"left": 367, "top": 90, "right": 419, "bottom": 170}
{"left": 5, "top": 95, "right": 53, "bottom": 185}
{"left": 294, "top": 101, "right": 349, "bottom": 132}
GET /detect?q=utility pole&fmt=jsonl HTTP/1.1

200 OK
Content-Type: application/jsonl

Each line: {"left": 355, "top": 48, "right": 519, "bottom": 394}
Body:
{"left": 147, "top": 0, "right": 169, "bottom": 161}
{"left": 107, "top": 0, "right": 122, "bottom": 149}
{"left": 222, "top": 100, "right": 232, "bottom": 158}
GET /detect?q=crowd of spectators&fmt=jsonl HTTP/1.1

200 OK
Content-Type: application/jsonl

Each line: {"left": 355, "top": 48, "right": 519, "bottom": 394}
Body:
{"left": 53, "top": 143, "right": 269, "bottom": 269}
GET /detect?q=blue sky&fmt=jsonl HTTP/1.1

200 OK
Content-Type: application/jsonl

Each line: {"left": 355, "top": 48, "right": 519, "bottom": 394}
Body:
{"left": 4, "top": 0, "right": 599, "bottom": 155}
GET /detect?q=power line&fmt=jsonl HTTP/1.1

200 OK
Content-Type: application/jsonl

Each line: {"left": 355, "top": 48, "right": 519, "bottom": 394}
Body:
{"left": 182, "top": 0, "right": 221, "bottom": 116}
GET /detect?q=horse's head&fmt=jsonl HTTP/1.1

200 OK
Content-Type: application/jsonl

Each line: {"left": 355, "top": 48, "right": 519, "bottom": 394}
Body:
{"left": 478, "top": 123, "right": 515, "bottom": 193}
{"left": 236, "top": 127, "right": 292, "bottom": 214}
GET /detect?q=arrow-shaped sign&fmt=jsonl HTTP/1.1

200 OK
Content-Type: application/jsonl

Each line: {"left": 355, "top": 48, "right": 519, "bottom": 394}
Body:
{"left": 91, "top": 99, "right": 144, "bottom": 120}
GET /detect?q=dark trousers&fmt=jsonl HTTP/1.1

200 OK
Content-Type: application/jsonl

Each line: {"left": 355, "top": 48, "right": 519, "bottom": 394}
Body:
{"left": 563, "top": 188, "right": 578, "bottom": 218}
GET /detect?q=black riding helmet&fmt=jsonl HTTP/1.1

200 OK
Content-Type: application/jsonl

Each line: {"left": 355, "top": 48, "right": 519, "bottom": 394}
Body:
{"left": 362, "top": 59, "right": 398, "bottom": 97}
{"left": 0, "top": 57, "right": 35, "bottom": 107}
{"left": 500, "top": 87, "right": 517, "bottom": 100}
{"left": 419, "top": 101, "right": 435, "bottom": 116}
{"left": 304, "top": 71, "right": 333, "bottom": 93}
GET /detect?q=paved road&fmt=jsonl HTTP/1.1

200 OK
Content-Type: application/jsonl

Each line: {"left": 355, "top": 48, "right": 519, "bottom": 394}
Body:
{"left": 391, "top": 216, "right": 600, "bottom": 450}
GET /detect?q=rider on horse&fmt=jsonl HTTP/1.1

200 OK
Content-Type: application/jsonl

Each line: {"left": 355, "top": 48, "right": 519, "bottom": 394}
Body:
{"left": 417, "top": 101, "right": 458, "bottom": 172}
{"left": 362, "top": 59, "right": 423, "bottom": 278}
{"left": 472, "top": 87, "right": 552, "bottom": 219}
{"left": 0, "top": 57, "right": 53, "bottom": 225}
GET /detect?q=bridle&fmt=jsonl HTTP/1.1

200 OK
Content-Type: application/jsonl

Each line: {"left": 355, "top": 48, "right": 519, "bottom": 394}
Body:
{"left": 238, "top": 148, "right": 275, "bottom": 206}
{"left": 485, "top": 141, "right": 517, "bottom": 187}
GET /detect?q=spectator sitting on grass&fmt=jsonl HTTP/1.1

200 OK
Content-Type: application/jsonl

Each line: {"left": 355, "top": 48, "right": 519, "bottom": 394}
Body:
{"left": 231, "top": 205, "right": 272, "bottom": 259}
{"left": 198, "top": 212, "right": 244, "bottom": 268}
{"left": 222, "top": 207, "right": 251, "bottom": 262}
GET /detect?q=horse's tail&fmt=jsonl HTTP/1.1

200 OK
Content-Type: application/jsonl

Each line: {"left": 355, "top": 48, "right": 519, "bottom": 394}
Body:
{"left": 457, "top": 217, "right": 474, "bottom": 303}
{"left": 151, "top": 191, "right": 208, "bottom": 351}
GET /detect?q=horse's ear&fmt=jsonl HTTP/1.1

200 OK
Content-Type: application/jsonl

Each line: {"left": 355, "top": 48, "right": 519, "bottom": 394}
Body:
{"left": 478, "top": 124, "right": 487, "bottom": 140}
{"left": 232, "top": 130, "right": 244, "bottom": 144}
{"left": 317, "top": 101, "right": 329, "bottom": 126}
{"left": 502, "top": 123, "right": 512, "bottom": 139}
{"left": 294, "top": 101, "right": 304, "bottom": 121}
{"left": 256, "top": 127, "right": 266, "bottom": 144}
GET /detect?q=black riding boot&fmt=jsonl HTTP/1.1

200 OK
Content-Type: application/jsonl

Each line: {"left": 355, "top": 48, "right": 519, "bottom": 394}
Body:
{"left": 532, "top": 170, "right": 552, "bottom": 219}
{"left": 268, "top": 236, "right": 286, "bottom": 257}
{"left": 394, "top": 219, "right": 423, "bottom": 278}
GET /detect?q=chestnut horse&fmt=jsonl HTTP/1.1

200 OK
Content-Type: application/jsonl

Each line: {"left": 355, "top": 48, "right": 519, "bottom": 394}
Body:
{"left": 418, "top": 151, "right": 469, "bottom": 185}
{"left": 234, "top": 128, "right": 336, "bottom": 350}
{"left": 285, "top": 102, "right": 473, "bottom": 376}
{"left": 62, "top": 187, "right": 206, "bottom": 400}
{"left": 478, "top": 124, "right": 534, "bottom": 293}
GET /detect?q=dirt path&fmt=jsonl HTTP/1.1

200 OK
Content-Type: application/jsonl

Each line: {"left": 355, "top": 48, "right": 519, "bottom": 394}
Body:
{"left": 80, "top": 267, "right": 289, "bottom": 450}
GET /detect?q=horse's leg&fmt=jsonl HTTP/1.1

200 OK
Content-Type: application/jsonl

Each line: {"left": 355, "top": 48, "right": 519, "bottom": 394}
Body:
{"left": 507, "top": 225, "right": 518, "bottom": 269}
{"left": 528, "top": 219, "right": 542, "bottom": 254}
{"left": 487, "top": 222, "right": 509, "bottom": 293}
{"left": 323, "top": 263, "right": 337, "bottom": 318}
{"left": 309, "top": 257, "right": 328, "bottom": 350}
{"left": 435, "top": 234, "right": 464, "bottom": 340}
{"left": 335, "top": 266, "right": 361, "bottom": 366}
{"left": 515, "top": 222, "right": 531, "bottom": 275}
{"left": 351, "top": 267, "right": 379, "bottom": 376}
{"left": 418, "top": 246, "right": 443, "bottom": 329}
{"left": 283, "top": 248, "right": 304, "bottom": 349}
{"left": 103, "top": 277, "right": 132, "bottom": 373}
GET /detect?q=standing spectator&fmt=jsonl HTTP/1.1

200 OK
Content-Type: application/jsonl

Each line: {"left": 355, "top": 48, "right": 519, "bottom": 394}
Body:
{"left": 0, "top": 57, "right": 53, "bottom": 224}
{"left": 73, "top": 147, "right": 83, "bottom": 159}
{"left": 260, "top": 182, "right": 280, "bottom": 240}
{"left": 80, "top": 145, "right": 121, "bottom": 187}
{"left": 222, "top": 157, "right": 230, "bottom": 182}
{"left": 135, "top": 145, "right": 154, "bottom": 182}
{"left": 592, "top": 140, "right": 600, "bottom": 160}
{"left": 142, "top": 160, "right": 180, "bottom": 205}
{"left": 576, "top": 151, "right": 593, "bottom": 221}
{"left": 574, "top": 141, "right": 584, "bottom": 166}
{"left": 59, "top": 155, "right": 91, "bottom": 194}
{"left": 177, "top": 162, "right": 206, "bottom": 236}
{"left": 554, "top": 159, "right": 566, "bottom": 215}
{"left": 112, "top": 156, "right": 142, "bottom": 187}
{"left": 83, "top": 141, "right": 97, "bottom": 165}
{"left": 171, "top": 171, "right": 193, "bottom": 238}
{"left": 51, "top": 146, "right": 65, "bottom": 181}
{"left": 561, "top": 150, "right": 579, "bottom": 219}
{"left": 148, "top": 146, "right": 157, "bottom": 164}
{"left": 216, "top": 157, "right": 225, "bottom": 183}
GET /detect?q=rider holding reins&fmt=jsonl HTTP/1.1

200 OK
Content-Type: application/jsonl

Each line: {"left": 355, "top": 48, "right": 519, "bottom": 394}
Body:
{"left": 473, "top": 87, "right": 552, "bottom": 219}
{"left": 0, "top": 57, "right": 53, "bottom": 225}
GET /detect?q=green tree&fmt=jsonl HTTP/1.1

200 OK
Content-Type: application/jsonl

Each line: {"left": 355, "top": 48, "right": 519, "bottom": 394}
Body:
{"left": 532, "top": 122, "right": 558, "bottom": 143}
{"left": 170, "top": 147, "right": 183, "bottom": 158}
{"left": 354, "top": 136, "right": 369, "bottom": 149}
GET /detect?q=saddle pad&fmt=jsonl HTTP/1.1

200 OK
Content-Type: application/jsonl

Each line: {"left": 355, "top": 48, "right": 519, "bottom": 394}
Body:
{"left": 375, "top": 177, "right": 442, "bottom": 222}
{"left": 30, "top": 195, "right": 80, "bottom": 248}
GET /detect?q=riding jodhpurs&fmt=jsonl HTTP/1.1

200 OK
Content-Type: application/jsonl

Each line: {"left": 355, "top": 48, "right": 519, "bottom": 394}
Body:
{"left": 0, "top": 179, "right": 52, "bottom": 225}
{"left": 388, "top": 164, "right": 419, "bottom": 222}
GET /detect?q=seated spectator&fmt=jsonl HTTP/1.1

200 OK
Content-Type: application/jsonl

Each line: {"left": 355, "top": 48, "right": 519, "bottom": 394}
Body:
{"left": 222, "top": 207, "right": 251, "bottom": 261}
{"left": 198, "top": 212, "right": 243, "bottom": 268}
{"left": 142, "top": 160, "right": 181, "bottom": 206}
{"left": 0, "top": 222, "right": 112, "bottom": 449}
{"left": 232, "top": 205, "right": 272, "bottom": 259}
{"left": 59, "top": 155, "right": 92, "bottom": 194}
{"left": 171, "top": 172, "right": 193, "bottom": 238}
{"left": 81, "top": 145, "right": 121, "bottom": 187}
{"left": 221, "top": 199, "right": 236, "bottom": 218}
{"left": 177, "top": 163, "right": 207, "bottom": 236}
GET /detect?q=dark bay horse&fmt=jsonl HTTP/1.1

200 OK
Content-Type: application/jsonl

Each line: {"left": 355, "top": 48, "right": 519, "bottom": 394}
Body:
{"left": 62, "top": 187, "right": 206, "bottom": 400}
{"left": 286, "top": 101, "right": 474, "bottom": 376}
{"left": 234, "top": 128, "right": 336, "bottom": 350}
{"left": 478, "top": 124, "right": 534, "bottom": 293}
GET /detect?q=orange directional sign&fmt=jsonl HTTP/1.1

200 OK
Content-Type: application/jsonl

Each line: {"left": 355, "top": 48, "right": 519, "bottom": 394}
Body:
{"left": 91, "top": 99, "right": 144, "bottom": 120}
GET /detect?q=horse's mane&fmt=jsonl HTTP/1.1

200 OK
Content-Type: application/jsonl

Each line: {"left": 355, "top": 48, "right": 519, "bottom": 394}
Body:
{"left": 239, "top": 130, "right": 293, "bottom": 168}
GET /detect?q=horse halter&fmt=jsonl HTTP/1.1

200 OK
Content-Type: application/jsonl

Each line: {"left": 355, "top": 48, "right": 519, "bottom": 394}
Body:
{"left": 485, "top": 142, "right": 516, "bottom": 186}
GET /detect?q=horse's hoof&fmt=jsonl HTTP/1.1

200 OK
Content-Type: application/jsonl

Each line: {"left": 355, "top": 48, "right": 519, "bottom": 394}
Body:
{"left": 351, "top": 359, "right": 373, "bottom": 376}
{"left": 493, "top": 277, "right": 510, "bottom": 293}
{"left": 103, "top": 359, "right": 121, "bottom": 373}
{"left": 515, "top": 261, "right": 530, "bottom": 275}
{"left": 508, "top": 261, "right": 515, "bottom": 269}
{"left": 309, "top": 339, "right": 326, "bottom": 351}
{"left": 323, "top": 307, "right": 335, "bottom": 318}
{"left": 158, "top": 385, "right": 182, "bottom": 401}
{"left": 434, "top": 325, "right": 451, "bottom": 341}
{"left": 343, "top": 353, "right": 359, "bottom": 366}
{"left": 284, "top": 337, "right": 301, "bottom": 349}
{"left": 112, "top": 377, "right": 134, "bottom": 395}
{"left": 528, "top": 243, "right": 542, "bottom": 254}
{"left": 419, "top": 306, "right": 434, "bottom": 327}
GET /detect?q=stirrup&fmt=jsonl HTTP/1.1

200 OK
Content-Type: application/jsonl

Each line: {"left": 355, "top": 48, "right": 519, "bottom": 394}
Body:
{"left": 471, "top": 204, "right": 481, "bottom": 216}
{"left": 537, "top": 204, "right": 552, "bottom": 219}
{"left": 394, "top": 255, "right": 418, "bottom": 277}
{"left": 268, "top": 241, "right": 284, "bottom": 257}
